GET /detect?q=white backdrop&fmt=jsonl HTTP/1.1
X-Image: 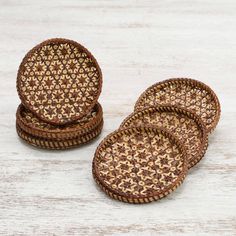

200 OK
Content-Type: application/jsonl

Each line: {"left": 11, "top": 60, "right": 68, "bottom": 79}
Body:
{"left": 0, "top": 1, "right": 235, "bottom": 235}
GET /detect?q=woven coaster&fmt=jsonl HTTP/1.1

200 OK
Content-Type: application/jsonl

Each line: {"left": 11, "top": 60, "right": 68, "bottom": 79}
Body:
{"left": 16, "top": 119, "right": 103, "bottom": 150}
{"left": 16, "top": 102, "right": 103, "bottom": 140}
{"left": 92, "top": 126, "right": 188, "bottom": 204}
{"left": 17, "top": 38, "right": 102, "bottom": 125}
{"left": 120, "top": 106, "right": 208, "bottom": 169}
{"left": 134, "top": 78, "right": 220, "bottom": 133}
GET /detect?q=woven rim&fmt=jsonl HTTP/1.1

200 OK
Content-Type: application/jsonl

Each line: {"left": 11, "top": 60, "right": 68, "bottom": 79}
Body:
{"left": 16, "top": 102, "right": 103, "bottom": 140}
{"left": 16, "top": 119, "right": 103, "bottom": 150}
{"left": 134, "top": 78, "right": 221, "bottom": 133}
{"left": 120, "top": 105, "right": 208, "bottom": 169}
{"left": 16, "top": 38, "right": 103, "bottom": 125}
{"left": 92, "top": 126, "right": 189, "bottom": 204}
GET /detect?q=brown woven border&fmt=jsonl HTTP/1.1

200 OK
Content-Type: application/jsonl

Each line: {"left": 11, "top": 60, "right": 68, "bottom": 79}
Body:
{"left": 92, "top": 126, "right": 189, "bottom": 204}
{"left": 134, "top": 78, "right": 221, "bottom": 133}
{"left": 120, "top": 105, "right": 208, "bottom": 169}
{"left": 16, "top": 38, "right": 103, "bottom": 125}
{"left": 16, "top": 119, "right": 103, "bottom": 150}
{"left": 16, "top": 102, "right": 103, "bottom": 140}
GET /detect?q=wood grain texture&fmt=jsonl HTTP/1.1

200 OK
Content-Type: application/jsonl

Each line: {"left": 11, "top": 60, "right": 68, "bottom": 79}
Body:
{"left": 0, "top": 0, "right": 235, "bottom": 235}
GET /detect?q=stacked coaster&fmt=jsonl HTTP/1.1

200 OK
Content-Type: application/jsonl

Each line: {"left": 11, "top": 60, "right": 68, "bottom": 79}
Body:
{"left": 93, "top": 78, "right": 220, "bottom": 203}
{"left": 16, "top": 38, "right": 103, "bottom": 149}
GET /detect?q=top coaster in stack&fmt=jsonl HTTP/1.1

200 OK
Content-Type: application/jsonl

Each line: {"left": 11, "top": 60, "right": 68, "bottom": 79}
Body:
{"left": 16, "top": 38, "right": 103, "bottom": 149}
{"left": 134, "top": 78, "right": 221, "bottom": 133}
{"left": 17, "top": 38, "right": 102, "bottom": 125}
{"left": 93, "top": 126, "right": 188, "bottom": 203}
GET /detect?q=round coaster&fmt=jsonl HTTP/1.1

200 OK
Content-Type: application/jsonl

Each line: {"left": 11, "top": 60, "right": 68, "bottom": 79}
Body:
{"left": 16, "top": 119, "right": 103, "bottom": 150}
{"left": 134, "top": 78, "right": 220, "bottom": 133}
{"left": 16, "top": 102, "right": 103, "bottom": 140}
{"left": 17, "top": 38, "right": 102, "bottom": 125}
{"left": 120, "top": 106, "right": 208, "bottom": 169}
{"left": 92, "top": 126, "right": 188, "bottom": 204}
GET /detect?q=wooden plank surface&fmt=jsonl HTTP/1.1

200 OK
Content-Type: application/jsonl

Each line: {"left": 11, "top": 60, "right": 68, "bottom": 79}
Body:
{"left": 0, "top": 0, "right": 235, "bottom": 235}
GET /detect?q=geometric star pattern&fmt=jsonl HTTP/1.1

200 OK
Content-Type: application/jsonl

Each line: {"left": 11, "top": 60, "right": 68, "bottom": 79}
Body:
{"left": 17, "top": 38, "right": 102, "bottom": 125}
{"left": 134, "top": 78, "right": 220, "bottom": 133}
{"left": 121, "top": 106, "right": 208, "bottom": 168}
{"left": 93, "top": 127, "right": 187, "bottom": 201}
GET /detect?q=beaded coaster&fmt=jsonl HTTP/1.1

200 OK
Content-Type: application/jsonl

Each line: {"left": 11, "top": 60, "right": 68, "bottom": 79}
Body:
{"left": 16, "top": 119, "right": 103, "bottom": 150}
{"left": 17, "top": 38, "right": 102, "bottom": 125}
{"left": 92, "top": 126, "right": 188, "bottom": 204}
{"left": 120, "top": 105, "right": 208, "bottom": 169}
{"left": 16, "top": 103, "right": 103, "bottom": 140}
{"left": 134, "top": 78, "right": 220, "bottom": 133}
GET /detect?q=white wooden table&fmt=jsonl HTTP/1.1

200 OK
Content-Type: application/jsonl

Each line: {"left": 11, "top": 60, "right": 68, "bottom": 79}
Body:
{"left": 0, "top": 1, "right": 235, "bottom": 235}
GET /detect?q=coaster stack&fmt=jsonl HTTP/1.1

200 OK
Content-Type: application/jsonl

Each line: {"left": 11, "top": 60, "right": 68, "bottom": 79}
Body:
{"left": 93, "top": 78, "right": 220, "bottom": 203}
{"left": 16, "top": 38, "right": 103, "bottom": 149}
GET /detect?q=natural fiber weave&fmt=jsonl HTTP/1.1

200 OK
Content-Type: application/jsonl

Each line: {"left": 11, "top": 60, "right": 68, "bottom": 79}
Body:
{"left": 120, "top": 105, "right": 208, "bottom": 169}
{"left": 93, "top": 126, "right": 188, "bottom": 204}
{"left": 16, "top": 119, "right": 103, "bottom": 150}
{"left": 17, "top": 38, "right": 102, "bottom": 125}
{"left": 134, "top": 78, "right": 220, "bottom": 133}
{"left": 16, "top": 103, "right": 103, "bottom": 140}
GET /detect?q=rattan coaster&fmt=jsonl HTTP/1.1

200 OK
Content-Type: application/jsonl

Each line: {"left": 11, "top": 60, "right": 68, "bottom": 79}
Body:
{"left": 134, "top": 78, "right": 220, "bottom": 133}
{"left": 17, "top": 38, "right": 102, "bottom": 125}
{"left": 16, "top": 119, "right": 103, "bottom": 150}
{"left": 120, "top": 106, "right": 208, "bottom": 169}
{"left": 92, "top": 126, "right": 188, "bottom": 204}
{"left": 16, "top": 102, "right": 103, "bottom": 140}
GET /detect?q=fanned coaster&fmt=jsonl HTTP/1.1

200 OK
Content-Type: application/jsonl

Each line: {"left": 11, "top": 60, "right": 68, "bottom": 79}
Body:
{"left": 92, "top": 126, "right": 188, "bottom": 204}
{"left": 16, "top": 119, "right": 103, "bottom": 150}
{"left": 16, "top": 103, "right": 103, "bottom": 140}
{"left": 17, "top": 38, "right": 102, "bottom": 125}
{"left": 120, "top": 106, "right": 208, "bottom": 169}
{"left": 134, "top": 78, "right": 220, "bottom": 133}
